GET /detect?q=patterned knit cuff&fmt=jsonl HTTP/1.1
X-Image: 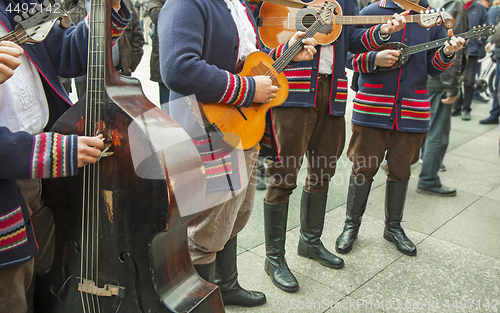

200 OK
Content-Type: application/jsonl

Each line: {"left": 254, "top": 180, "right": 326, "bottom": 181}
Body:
{"left": 352, "top": 51, "right": 378, "bottom": 73}
{"left": 361, "top": 25, "right": 386, "bottom": 51}
{"left": 30, "top": 133, "right": 78, "bottom": 179}
{"left": 433, "top": 48, "right": 455, "bottom": 71}
{"left": 218, "top": 72, "right": 256, "bottom": 107}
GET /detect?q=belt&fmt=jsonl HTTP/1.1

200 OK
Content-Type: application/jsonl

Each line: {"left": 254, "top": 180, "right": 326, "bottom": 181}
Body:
{"left": 318, "top": 73, "right": 331, "bottom": 78}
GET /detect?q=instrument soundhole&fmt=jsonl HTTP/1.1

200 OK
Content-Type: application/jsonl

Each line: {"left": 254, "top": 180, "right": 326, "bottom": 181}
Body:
{"left": 301, "top": 13, "right": 317, "bottom": 29}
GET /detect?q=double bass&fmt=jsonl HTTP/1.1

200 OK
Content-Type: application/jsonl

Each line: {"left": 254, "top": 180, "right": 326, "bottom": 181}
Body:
{"left": 35, "top": 1, "right": 224, "bottom": 312}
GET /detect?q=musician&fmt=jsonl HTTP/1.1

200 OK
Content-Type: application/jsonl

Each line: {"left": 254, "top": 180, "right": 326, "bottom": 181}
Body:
{"left": 0, "top": 1, "right": 130, "bottom": 312}
{"left": 260, "top": 1, "right": 407, "bottom": 293}
{"left": 335, "top": 0, "right": 464, "bottom": 257}
{"left": 158, "top": 0, "right": 317, "bottom": 306}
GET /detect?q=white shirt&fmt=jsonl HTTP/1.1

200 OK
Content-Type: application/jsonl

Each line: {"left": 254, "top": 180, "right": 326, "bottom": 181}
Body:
{"left": 224, "top": 0, "right": 258, "bottom": 61}
{"left": 0, "top": 27, "right": 49, "bottom": 135}
{"left": 319, "top": 45, "right": 334, "bottom": 75}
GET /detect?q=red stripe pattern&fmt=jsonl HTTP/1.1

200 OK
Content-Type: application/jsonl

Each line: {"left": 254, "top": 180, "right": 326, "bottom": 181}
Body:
{"left": 353, "top": 51, "right": 377, "bottom": 73}
{"left": 283, "top": 67, "right": 312, "bottom": 92}
{"left": 30, "top": 133, "right": 78, "bottom": 179}
{"left": 219, "top": 72, "right": 253, "bottom": 107}
{"left": 401, "top": 98, "right": 431, "bottom": 120}
{"left": 335, "top": 79, "right": 348, "bottom": 103}
{"left": 432, "top": 49, "right": 455, "bottom": 71}
{"left": 361, "top": 26, "right": 385, "bottom": 50}
{"left": 353, "top": 92, "right": 395, "bottom": 116}
{"left": 0, "top": 207, "right": 27, "bottom": 253}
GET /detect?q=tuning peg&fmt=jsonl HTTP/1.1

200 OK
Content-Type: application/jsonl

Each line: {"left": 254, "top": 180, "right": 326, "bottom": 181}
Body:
{"left": 13, "top": 15, "right": 22, "bottom": 23}
{"left": 22, "top": 12, "right": 29, "bottom": 19}
{"left": 431, "top": 9, "right": 435, "bottom": 13}
{"left": 43, "top": 0, "right": 50, "bottom": 6}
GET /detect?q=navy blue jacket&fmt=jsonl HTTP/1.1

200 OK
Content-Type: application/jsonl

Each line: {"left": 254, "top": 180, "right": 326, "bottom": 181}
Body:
{"left": 0, "top": 0, "right": 130, "bottom": 269}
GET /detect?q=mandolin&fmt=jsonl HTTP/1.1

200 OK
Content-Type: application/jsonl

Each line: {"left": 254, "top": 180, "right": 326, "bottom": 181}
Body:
{"left": 0, "top": 2, "right": 70, "bottom": 44}
{"left": 376, "top": 24, "right": 495, "bottom": 71}
{"left": 201, "top": 1, "right": 335, "bottom": 150}
{"left": 258, "top": 0, "right": 454, "bottom": 48}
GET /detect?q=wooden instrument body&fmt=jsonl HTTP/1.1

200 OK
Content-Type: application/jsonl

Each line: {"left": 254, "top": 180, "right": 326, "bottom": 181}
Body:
{"left": 37, "top": 72, "right": 224, "bottom": 313}
{"left": 201, "top": 51, "right": 289, "bottom": 150}
{"left": 35, "top": 1, "right": 224, "bottom": 312}
{"left": 259, "top": 0, "right": 342, "bottom": 48}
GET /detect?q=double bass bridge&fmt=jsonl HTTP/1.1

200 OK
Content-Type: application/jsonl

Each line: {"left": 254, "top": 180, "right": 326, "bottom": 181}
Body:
{"left": 78, "top": 278, "right": 125, "bottom": 298}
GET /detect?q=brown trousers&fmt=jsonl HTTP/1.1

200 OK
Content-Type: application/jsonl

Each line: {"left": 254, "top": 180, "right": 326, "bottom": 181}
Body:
{"left": 0, "top": 179, "right": 55, "bottom": 313}
{"left": 347, "top": 124, "right": 427, "bottom": 182}
{"left": 188, "top": 147, "right": 258, "bottom": 264}
{"left": 265, "top": 76, "right": 346, "bottom": 204}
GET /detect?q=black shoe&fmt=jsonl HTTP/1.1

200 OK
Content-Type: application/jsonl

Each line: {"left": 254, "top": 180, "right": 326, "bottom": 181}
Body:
{"left": 383, "top": 226, "right": 417, "bottom": 256}
{"left": 451, "top": 109, "right": 461, "bottom": 117}
{"left": 461, "top": 111, "right": 471, "bottom": 121}
{"left": 416, "top": 185, "right": 456, "bottom": 197}
{"left": 479, "top": 116, "right": 499, "bottom": 125}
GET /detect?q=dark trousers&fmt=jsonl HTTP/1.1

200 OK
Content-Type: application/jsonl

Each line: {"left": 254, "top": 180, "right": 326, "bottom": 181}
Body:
{"left": 418, "top": 92, "right": 454, "bottom": 189}
{"left": 347, "top": 124, "right": 426, "bottom": 183}
{"left": 490, "top": 62, "right": 500, "bottom": 118}
{"left": 455, "top": 56, "right": 479, "bottom": 113}
{"left": 265, "top": 76, "right": 345, "bottom": 204}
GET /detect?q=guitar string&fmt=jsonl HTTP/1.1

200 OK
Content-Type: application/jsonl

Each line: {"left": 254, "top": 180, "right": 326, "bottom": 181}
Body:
{"left": 212, "top": 16, "right": 325, "bottom": 136}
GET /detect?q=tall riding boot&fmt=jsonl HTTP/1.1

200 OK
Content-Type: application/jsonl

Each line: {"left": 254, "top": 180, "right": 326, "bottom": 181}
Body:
{"left": 215, "top": 236, "right": 266, "bottom": 307}
{"left": 297, "top": 190, "right": 344, "bottom": 268}
{"left": 264, "top": 201, "right": 299, "bottom": 293}
{"left": 194, "top": 262, "right": 216, "bottom": 284}
{"left": 384, "top": 181, "right": 417, "bottom": 256}
{"left": 336, "top": 176, "right": 372, "bottom": 254}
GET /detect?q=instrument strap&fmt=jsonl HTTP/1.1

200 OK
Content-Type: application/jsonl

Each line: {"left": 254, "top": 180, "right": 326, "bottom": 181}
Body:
{"left": 391, "top": 0, "right": 428, "bottom": 12}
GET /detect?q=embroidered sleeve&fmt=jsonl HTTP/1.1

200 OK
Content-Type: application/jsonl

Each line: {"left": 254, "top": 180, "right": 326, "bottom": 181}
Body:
{"left": 432, "top": 48, "right": 455, "bottom": 71}
{"left": 352, "top": 51, "right": 378, "bottom": 73}
{"left": 361, "top": 25, "right": 387, "bottom": 51}
{"left": 30, "top": 133, "right": 78, "bottom": 179}
{"left": 218, "top": 71, "right": 256, "bottom": 107}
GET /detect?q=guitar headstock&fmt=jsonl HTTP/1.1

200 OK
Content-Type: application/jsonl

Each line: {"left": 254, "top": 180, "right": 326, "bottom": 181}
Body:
{"left": 15, "top": 2, "right": 70, "bottom": 44}
{"left": 317, "top": 1, "right": 336, "bottom": 25}
{"left": 418, "top": 11, "right": 455, "bottom": 29}
{"left": 469, "top": 24, "right": 496, "bottom": 40}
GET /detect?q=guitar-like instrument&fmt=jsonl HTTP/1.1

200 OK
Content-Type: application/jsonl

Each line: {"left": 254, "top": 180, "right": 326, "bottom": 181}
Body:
{"left": 201, "top": 1, "right": 335, "bottom": 150}
{"left": 377, "top": 24, "right": 495, "bottom": 71}
{"left": 258, "top": 0, "right": 454, "bottom": 48}
{"left": 0, "top": 2, "right": 70, "bottom": 44}
{"left": 35, "top": 0, "right": 224, "bottom": 312}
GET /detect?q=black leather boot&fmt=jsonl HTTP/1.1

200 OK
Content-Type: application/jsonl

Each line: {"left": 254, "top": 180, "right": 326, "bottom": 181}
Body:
{"left": 384, "top": 181, "right": 417, "bottom": 256}
{"left": 264, "top": 201, "right": 299, "bottom": 293}
{"left": 336, "top": 176, "right": 372, "bottom": 254}
{"left": 215, "top": 236, "right": 266, "bottom": 307}
{"left": 297, "top": 190, "right": 344, "bottom": 269}
{"left": 194, "top": 262, "right": 216, "bottom": 284}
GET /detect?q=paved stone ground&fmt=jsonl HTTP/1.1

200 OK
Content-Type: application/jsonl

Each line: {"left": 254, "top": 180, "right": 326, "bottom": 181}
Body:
{"left": 70, "top": 44, "right": 500, "bottom": 313}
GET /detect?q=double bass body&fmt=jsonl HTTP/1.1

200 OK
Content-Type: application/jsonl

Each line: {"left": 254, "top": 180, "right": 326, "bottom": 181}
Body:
{"left": 35, "top": 1, "right": 224, "bottom": 312}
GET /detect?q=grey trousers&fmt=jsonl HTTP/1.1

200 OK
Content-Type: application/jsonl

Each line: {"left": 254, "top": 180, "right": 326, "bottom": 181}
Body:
{"left": 418, "top": 92, "right": 453, "bottom": 189}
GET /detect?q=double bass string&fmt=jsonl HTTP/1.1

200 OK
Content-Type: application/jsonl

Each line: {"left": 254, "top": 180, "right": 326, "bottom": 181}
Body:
{"left": 81, "top": 1, "right": 106, "bottom": 312}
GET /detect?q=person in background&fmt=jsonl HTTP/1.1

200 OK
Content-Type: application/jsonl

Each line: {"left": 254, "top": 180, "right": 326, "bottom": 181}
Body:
{"left": 479, "top": 0, "right": 500, "bottom": 124}
{"left": 335, "top": 0, "right": 464, "bottom": 257}
{"left": 158, "top": 0, "right": 317, "bottom": 306}
{"left": 0, "top": 1, "right": 129, "bottom": 312}
{"left": 146, "top": 0, "right": 170, "bottom": 112}
{"left": 417, "top": 0, "right": 470, "bottom": 196}
{"left": 451, "top": 0, "right": 488, "bottom": 121}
